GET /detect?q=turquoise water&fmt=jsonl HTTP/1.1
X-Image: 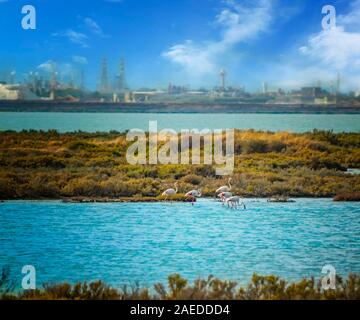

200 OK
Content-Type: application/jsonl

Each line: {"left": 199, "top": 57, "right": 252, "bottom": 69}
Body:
{"left": 0, "top": 199, "right": 359, "bottom": 288}
{"left": 0, "top": 112, "right": 359, "bottom": 132}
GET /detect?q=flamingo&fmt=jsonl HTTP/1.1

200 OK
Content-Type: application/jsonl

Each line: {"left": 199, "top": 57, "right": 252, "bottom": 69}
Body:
{"left": 225, "top": 196, "right": 246, "bottom": 210}
{"left": 216, "top": 178, "right": 232, "bottom": 194}
{"left": 185, "top": 189, "right": 202, "bottom": 198}
{"left": 162, "top": 182, "right": 178, "bottom": 200}
{"left": 185, "top": 189, "right": 201, "bottom": 205}
{"left": 218, "top": 192, "right": 233, "bottom": 205}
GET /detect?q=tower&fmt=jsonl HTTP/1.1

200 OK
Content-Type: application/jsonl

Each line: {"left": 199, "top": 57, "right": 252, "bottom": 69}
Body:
{"left": 262, "top": 81, "right": 268, "bottom": 94}
{"left": 10, "top": 71, "right": 16, "bottom": 85}
{"left": 80, "top": 69, "right": 85, "bottom": 91}
{"left": 220, "top": 69, "right": 226, "bottom": 90}
{"left": 118, "top": 58, "right": 126, "bottom": 93}
{"left": 329, "top": 81, "right": 335, "bottom": 95}
{"left": 50, "top": 66, "right": 57, "bottom": 100}
{"left": 99, "top": 57, "right": 109, "bottom": 94}
{"left": 69, "top": 72, "right": 75, "bottom": 89}
{"left": 336, "top": 72, "right": 341, "bottom": 95}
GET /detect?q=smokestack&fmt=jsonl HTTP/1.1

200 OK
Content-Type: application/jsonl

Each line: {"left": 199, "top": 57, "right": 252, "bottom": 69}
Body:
{"left": 220, "top": 69, "right": 226, "bottom": 90}
{"left": 99, "top": 57, "right": 109, "bottom": 94}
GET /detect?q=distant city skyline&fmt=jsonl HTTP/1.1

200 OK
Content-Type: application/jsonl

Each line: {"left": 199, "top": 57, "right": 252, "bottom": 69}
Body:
{"left": 0, "top": 0, "right": 360, "bottom": 92}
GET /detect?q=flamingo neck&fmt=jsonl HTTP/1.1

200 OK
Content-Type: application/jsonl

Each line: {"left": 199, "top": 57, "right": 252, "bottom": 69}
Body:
{"left": 228, "top": 179, "right": 232, "bottom": 189}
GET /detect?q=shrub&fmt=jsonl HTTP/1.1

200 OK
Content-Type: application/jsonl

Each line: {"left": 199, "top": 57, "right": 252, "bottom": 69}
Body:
{"left": 194, "top": 166, "right": 216, "bottom": 177}
{"left": 182, "top": 174, "right": 202, "bottom": 185}
{"left": 67, "top": 141, "right": 99, "bottom": 151}
{"left": 0, "top": 266, "right": 15, "bottom": 298}
{"left": 334, "top": 192, "right": 360, "bottom": 201}
{"left": 310, "top": 130, "right": 339, "bottom": 145}
{"left": 309, "top": 142, "right": 329, "bottom": 152}
{"left": 245, "top": 140, "right": 269, "bottom": 153}
{"left": 268, "top": 141, "right": 287, "bottom": 153}
{"left": 11, "top": 156, "right": 66, "bottom": 169}
{"left": 309, "top": 157, "right": 346, "bottom": 171}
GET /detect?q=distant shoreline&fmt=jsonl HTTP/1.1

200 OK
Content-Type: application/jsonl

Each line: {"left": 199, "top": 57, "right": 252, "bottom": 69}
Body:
{"left": 0, "top": 196, "right": 352, "bottom": 202}
{"left": 1, "top": 100, "right": 360, "bottom": 114}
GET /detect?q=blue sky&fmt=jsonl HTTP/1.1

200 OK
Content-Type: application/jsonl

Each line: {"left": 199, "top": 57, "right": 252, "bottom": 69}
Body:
{"left": 0, "top": 0, "right": 359, "bottom": 92}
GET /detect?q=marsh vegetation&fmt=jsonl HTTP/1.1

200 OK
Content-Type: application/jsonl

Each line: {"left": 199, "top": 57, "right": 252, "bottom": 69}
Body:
{"left": 0, "top": 129, "right": 359, "bottom": 200}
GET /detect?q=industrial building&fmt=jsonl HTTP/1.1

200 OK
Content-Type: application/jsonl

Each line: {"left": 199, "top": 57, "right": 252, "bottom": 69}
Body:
{"left": 0, "top": 83, "right": 39, "bottom": 100}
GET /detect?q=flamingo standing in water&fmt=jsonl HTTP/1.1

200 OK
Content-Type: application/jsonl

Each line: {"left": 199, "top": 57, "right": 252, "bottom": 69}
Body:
{"left": 218, "top": 191, "right": 233, "bottom": 205}
{"left": 185, "top": 189, "right": 202, "bottom": 198}
{"left": 185, "top": 189, "right": 202, "bottom": 205}
{"left": 225, "top": 196, "right": 246, "bottom": 210}
{"left": 162, "top": 182, "right": 178, "bottom": 200}
{"left": 216, "top": 178, "right": 232, "bottom": 194}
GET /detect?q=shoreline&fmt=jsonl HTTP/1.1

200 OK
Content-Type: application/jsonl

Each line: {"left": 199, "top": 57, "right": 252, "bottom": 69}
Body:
{"left": 1, "top": 196, "right": 357, "bottom": 203}
{"left": 1, "top": 100, "right": 360, "bottom": 114}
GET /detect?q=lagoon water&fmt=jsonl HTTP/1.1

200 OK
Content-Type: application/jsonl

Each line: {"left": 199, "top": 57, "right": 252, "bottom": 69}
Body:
{"left": 1, "top": 199, "right": 359, "bottom": 288}
{"left": 0, "top": 112, "right": 359, "bottom": 132}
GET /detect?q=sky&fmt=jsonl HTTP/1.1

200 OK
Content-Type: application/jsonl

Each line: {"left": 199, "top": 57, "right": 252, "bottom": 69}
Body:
{"left": 0, "top": 0, "right": 359, "bottom": 92}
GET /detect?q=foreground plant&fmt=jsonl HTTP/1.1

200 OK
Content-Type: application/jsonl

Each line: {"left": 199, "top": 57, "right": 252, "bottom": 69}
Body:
{"left": 1, "top": 271, "right": 359, "bottom": 300}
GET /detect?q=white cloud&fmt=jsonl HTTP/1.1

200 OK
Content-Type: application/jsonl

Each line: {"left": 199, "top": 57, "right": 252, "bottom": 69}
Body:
{"left": 162, "top": 41, "right": 219, "bottom": 75}
{"left": 37, "top": 60, "right": 54, "bottom": 73}
{"left": 299, "top": 27, "right": 360, "bottom": 70}
{"left": 162, "top": 0, "right": 273, "bottom": 76}
{"left": 338, "top": 0, "right": 360, "bottom": 29}
{"left": 216, "top": 0, "right": 272, "bottom": 45}
{"left": 84, "top": 17, "right": 103, "bottom": 36}
{"left": 52, "top": 29, "right": 89, "bottom": 48}
{"left": 296, "top": 1, "right": 360, "bottom": 90}
{"left": 72, "top": 55, "right": 88, "bottom": 65}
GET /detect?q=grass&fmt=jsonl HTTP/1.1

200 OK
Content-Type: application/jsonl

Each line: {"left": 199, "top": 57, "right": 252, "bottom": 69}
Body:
{"left": 0, "top": 129, "right": 359, "bottom": 200}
